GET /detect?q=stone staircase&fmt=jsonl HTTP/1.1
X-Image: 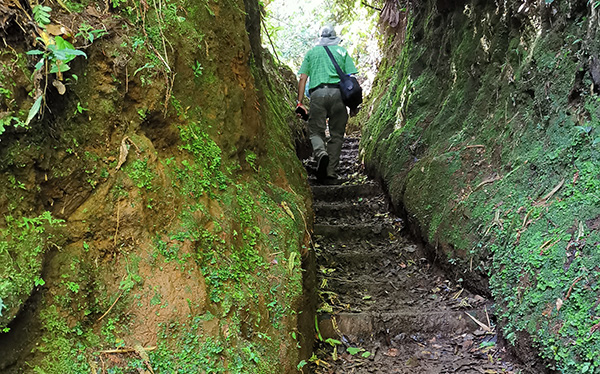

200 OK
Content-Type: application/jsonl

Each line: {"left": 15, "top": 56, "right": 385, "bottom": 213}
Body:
{"left": 306, "top": 136, "right": 522, "bottom": 373}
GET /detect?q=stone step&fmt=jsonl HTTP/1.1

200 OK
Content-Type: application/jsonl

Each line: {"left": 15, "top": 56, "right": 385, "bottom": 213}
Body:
{"left": 320, "top": 278, "right": 467, "bottom": 313}
{"left": 311, "top": 183, "right": 382, "bottom": 201}
{"left": 304, "top": 162, "right": 360, "bottom": 178}
{"left": 313, "top": 199, "right": 388, "bottom": 217}
{"left": 342, "top": 142, "right": 359, "bottom": 150}
{"left": 317, "top": 310, "right": 485, "bottom": 342}
{"left": 315, "top": 214, "right": 400, "bottom": 228}
{"left": 316, "top": 237, "right": 415, "bottom": 257}
{"left": 313, "top": 223, "right": 398, "bottom": 240}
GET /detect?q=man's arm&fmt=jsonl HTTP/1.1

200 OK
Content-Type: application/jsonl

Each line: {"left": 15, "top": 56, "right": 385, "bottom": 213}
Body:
{"left": 298, "top": 74, "right": 308, "bottom": 103}
{"left": 296, "top": 73, "right": 308, "bottom": 115}
{"left": 344, "top": 55, "right": 358, "bottom": 76}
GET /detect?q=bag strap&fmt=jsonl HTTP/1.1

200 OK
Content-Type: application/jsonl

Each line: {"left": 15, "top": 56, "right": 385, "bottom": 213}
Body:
{"left": 323, "top": 46, "right": 346, "bottom": 79}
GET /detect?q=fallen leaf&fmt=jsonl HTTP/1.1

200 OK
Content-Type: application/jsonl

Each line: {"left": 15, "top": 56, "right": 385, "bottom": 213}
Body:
{"left": 556, "top": 298, "right": 563, "bottom": 311}
{"left": 406, "top": 356, "right": 420, "bottom": 367}
{"left": 86, "top": 5, "right": 103, "bottom": 18}
{"left": 384, "top": 348, "right": 399, "bottom": 357}
{"left": 320, "top": 278, "right": 327, "bottom": 288}
{"left": 52, "top": 79, "right": 66, "bottom": 95}
{"left": 281, "top": 201, "right": 295, "bottom": 220}
{"left": 46, "top": 23, "right": 69, "bottom": 36}
{"left": 462, "top": 339, "right": 474, "bottom": 349}
{"left": 288, "top": 252, "right": 297, "bottom": 275}
{"left": 134, "top": 344, "right": 150, "bottom": 363}
{"left": 115, "top": 137, "right": 130, "bottom": 170}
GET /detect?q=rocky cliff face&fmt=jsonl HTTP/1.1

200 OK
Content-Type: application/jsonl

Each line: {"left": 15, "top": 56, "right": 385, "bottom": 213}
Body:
{"left": 362, "top": 0, "right": 600, "bottom": 372}
{"left": 0, "top": 1, "right": 310, "bottom": 372}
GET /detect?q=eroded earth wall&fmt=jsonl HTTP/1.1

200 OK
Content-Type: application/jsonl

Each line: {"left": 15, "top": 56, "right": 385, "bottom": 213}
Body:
{"left": 0, "top": 0, "right": 311, "bottom": 372}
{"left": 362, "top": 0, "right": 600, "bottom": 372}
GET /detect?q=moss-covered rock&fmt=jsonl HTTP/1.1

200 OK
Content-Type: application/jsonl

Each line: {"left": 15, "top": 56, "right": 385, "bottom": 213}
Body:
{"left": 362, "top": 1, "right": 600, "bottom": 372}
{"left": 0, "top": 1, "right": 311, "bottom": 372}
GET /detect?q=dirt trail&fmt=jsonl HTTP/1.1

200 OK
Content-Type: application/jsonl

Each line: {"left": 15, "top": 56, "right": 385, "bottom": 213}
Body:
{"left": 306, "top": 136, "right": 524, "bottom": 373}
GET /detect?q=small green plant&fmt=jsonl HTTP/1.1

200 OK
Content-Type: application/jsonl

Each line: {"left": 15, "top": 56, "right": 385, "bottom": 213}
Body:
{"left": 137, "top": 108, "right": 148, "bottom": 120}
{"left": 245, "top": 151, "right": 258, "bottom": 171}
{"left": 32, "top": 5, "right": 52, "bottom": 28}
{"left": 192, "top": 60, "right": 203, "bottom": 77}
{"left": 74, "top": 101, "right": 88, "bottom": 114}
{"left": 111, "top": 0, "right": 127, "bottom": 8}
{"left": 126, "top": 158, "right": 155, "bottom": 190}
{"left": 76, "top": 22, "right": 108, "bottom": 44}
{"left": 0, "top": 115, "right": 25, "bottom": 136}
{"left": 0, "top": 87, "right": 11, "bottom": 99}
{"left": 297, "top": 359, "right": 307, "bottom": 370}
{"left": 66, "top": 281, "right": 80, "bottom": 293}
{"left": 25, "top": 36, "right": 87, "bottom": 125}
{"left": 27, "top": 36, "right": 87, "bottom": 76}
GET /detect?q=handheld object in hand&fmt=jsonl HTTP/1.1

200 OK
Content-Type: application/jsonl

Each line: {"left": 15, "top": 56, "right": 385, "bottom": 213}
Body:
{"left": 295, "top": 106, "right": 309, "bottom": 121}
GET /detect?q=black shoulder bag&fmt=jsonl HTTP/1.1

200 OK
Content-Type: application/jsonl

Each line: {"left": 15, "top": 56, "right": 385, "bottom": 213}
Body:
{"left": 323, "top": 46, "right": 362, "bottom": 110}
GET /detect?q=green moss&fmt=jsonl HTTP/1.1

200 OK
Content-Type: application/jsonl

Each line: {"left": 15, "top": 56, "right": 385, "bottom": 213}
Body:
{"left": 125, "top": 158, "right": 156, "bottom": 190}
{"left": 362, "top": 3, "right": 600, "bottom": 372}
{"left": 175, "top": 121, "right": 228, "bottom": 196}
{"left": 34, "top": 305, "right": 97, "bottom": 373}
{"left": 0, "top": 212, "right": 64, "bottom": 330}
{"left": 0, "top": 1, "right": 309, "bottom": 373}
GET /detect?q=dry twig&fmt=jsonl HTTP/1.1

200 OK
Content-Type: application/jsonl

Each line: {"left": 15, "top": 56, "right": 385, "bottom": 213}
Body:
{"left": 534, "top": 178, "right": 565, "bottom": 206}
{"left": 98, "top": 346, "right": 157, "bottom": 354}
{"left": 465, "top": 312, "right": 492, "bottom": 332}
{"left": 565, "top": 276, "right": 583, "bottom": 300}
{"left": 473, "top": 175, "right": 502, "bottom": 192}
{"left": 97, "top": 290, "right": 124, "bottom": 322}
{"left": 114, "top": 200, "right": 121, "bottom": 246}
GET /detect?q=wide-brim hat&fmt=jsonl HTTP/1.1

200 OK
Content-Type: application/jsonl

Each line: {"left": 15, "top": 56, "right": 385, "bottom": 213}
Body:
{"left": 316, "top": 25, "right": 341, "bottom": 46}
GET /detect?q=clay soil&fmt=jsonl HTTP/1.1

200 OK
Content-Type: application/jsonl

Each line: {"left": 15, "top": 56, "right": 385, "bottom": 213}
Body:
{"left": 305, "top": 136, "right": 525, "bottom": 373}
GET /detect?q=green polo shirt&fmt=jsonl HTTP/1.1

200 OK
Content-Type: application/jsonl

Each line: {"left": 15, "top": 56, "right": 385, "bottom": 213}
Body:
{"left": 298, "top": 45, "right": 358, "bottom": 90}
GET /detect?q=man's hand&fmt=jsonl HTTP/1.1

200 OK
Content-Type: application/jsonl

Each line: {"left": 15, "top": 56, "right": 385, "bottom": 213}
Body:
{"left": 296, "top": 103, "right": 307, "bottom": 113}
{"left": 295, "top": 103, "right": 308, "bottom": 120}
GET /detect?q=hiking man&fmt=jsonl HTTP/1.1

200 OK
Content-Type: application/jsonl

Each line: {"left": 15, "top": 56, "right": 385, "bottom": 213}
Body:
{"left": 296, "top": 25, "right": 358, "bottom": 183}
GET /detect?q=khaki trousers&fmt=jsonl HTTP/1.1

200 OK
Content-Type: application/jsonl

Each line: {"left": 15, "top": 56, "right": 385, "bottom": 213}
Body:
{"left": 308, "top": 87, "right": 348, "bottom": 177}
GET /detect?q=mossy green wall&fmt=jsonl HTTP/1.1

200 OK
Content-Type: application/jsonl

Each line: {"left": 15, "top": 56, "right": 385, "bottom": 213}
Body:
{"left": 0, "top": 1, "right": 311, "bottom": 372}
{"left": 362, "top": 1, "right": 600, "bottom": 372}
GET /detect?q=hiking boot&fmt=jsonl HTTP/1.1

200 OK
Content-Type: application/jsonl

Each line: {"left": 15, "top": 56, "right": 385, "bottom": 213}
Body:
{"left": 316, "top": 154, "right": 329, "bottom": 180}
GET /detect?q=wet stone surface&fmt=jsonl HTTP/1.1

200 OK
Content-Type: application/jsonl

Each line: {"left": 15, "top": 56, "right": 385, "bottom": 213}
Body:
{"left": 305, "top": 135, "right": 524, "bottom": 374}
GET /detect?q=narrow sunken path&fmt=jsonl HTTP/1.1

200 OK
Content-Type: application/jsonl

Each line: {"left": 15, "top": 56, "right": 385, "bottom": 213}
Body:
{"left": 306, "top": 135, "right": 523, "bottom": 373}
